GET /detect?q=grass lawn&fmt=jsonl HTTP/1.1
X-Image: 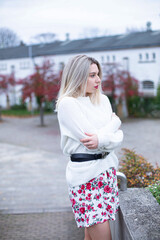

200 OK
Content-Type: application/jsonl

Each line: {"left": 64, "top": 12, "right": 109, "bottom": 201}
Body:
{"left": 1, "top": 109, "right": 52, "bottom": 117}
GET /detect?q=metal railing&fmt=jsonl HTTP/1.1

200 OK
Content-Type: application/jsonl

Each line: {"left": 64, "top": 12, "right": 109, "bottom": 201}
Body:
{"left": 117, "top": 172, "right": 127, "bottom": 191}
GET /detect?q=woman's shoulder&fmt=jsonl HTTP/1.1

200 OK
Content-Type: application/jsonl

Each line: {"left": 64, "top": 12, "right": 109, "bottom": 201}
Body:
{"left": 58, "top": 96, "right": 78, "bottom": 110}
{"left": 100, "top": 93, "right": 110, "bottom": 104}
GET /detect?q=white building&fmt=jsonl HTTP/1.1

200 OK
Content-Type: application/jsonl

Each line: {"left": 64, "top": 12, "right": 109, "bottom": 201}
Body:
{"left": 0, "top": 28, "right": 160, "bottom": 108}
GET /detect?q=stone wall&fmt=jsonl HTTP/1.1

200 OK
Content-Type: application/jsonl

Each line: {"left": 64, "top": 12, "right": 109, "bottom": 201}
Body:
{"left": 110, "top": 188, "right": 160, "bottom": 240}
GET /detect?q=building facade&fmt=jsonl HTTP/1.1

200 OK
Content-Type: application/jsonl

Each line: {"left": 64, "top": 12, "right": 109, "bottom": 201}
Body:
{"left": 0, "top": 29, "right": 160, "bottom": 108}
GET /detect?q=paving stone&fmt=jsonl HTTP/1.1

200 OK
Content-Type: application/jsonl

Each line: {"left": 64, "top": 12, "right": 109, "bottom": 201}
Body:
{"left": 0, "top": 211, "right": 84, "bottom": 240}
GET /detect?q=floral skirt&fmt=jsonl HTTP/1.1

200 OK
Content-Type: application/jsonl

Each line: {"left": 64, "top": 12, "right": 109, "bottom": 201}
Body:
{"left": 68, "top": 167, "right": 119, "bottom": 228}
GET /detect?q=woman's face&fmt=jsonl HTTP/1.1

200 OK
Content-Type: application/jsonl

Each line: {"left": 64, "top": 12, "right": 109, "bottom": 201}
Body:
{"left": 85, "top": 63, "right": 101, "bottom": 95}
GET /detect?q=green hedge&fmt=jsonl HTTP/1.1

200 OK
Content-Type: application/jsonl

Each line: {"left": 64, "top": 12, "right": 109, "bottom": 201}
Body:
{"left": 127, "top": 96, "right": 160, "bottom": 117}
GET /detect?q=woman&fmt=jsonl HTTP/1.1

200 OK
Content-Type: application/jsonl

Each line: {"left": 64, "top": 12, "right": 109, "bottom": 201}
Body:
{"left": 57, "top": 55, "right": 123, "bottom": 240}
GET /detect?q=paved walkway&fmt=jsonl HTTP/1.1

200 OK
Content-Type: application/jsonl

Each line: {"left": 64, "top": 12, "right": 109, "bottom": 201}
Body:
{"left": 0, "top": 115, "right": 160, "bottom": 239}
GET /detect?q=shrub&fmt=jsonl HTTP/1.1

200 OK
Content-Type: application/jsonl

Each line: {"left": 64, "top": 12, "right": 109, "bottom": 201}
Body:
{"left": 119, "top": 148, "right": 160, "bottom": 188}
{"left": 148, "top": 181, "right": 160, "bottom": 204}
{"left": 127, "top": 96, "right": 159, "bottom": 117}
{"left": 11, "top": 103, "right": 26, "bottom": 110}
{"left": 155, "top": 83, "right": 160, "bottom": 110}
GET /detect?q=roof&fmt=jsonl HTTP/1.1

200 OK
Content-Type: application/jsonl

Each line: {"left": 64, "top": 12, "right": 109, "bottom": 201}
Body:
{"left": 0, "top": 30, "right": 160, "bottom": 60}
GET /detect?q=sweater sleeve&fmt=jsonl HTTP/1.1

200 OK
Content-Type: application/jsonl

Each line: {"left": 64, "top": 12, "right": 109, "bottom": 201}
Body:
{"left": 57, "top": 97, "right": 97, "bottom": 142}
{"left": 96, "top": 95, "right": 123, "bottom": 150}
{"left": 57, "top": 97, "right": 123, "bottom": 151}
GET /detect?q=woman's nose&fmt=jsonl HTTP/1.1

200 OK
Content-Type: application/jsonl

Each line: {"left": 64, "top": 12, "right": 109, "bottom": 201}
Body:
{"left": 96, "top": 76, "right": 101, "bottom": 83}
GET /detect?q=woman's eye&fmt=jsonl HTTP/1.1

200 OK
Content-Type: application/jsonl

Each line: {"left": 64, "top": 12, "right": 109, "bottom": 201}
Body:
{"left": 90, "top": 74, "right": 95, "bottom": 78}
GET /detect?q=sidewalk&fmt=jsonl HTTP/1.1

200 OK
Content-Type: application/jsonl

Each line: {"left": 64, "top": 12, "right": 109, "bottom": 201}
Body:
{"left": 0, "top": 115, "right": 160, "bottom": 239}
{"left": 0, "top": 141, "right": 84, "bottom": 239}
{"left": 0, "top": 211, "right": 84, "bottom": 240}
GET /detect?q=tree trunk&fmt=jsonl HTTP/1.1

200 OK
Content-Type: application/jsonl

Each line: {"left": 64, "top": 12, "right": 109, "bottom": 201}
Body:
{"left": 27, "top": 98, "right": 32, "bottom": 112}
{"left": 39, "top": 102, "right": 44, "bottom": 126}
{"left": 6, "top": 94, "right": 10, "bottom": 109}
{"left": 0, "top": 106, "right": 2, "bottom": 121}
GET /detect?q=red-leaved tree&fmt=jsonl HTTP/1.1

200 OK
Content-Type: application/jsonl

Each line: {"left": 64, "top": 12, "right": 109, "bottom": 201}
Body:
{"left": 102, "top": 63, "right": 139, "bottom": 116}
{"left": 20, "top": 60, "right": 60, "bottom": 126}
{"left": 0, "top": 73, "right": 16, "bottom": 120}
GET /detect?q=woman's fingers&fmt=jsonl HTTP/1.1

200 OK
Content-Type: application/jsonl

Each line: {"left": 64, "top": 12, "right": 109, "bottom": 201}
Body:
{"left": 80, "top": 133, "right": 98, "bottom": 149}
{"left": 84, "top": 132, "right": 93, "bottom": 136}
{"left": 80, "top": 133, "right": 93, "bottom": 142}
{"left": 80, "top": 138, "right": 90, "bottom": 143}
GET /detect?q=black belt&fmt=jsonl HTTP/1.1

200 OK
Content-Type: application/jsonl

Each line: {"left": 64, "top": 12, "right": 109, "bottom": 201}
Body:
{"left": 70, "top": 152, "right": 110, "bottom": 162}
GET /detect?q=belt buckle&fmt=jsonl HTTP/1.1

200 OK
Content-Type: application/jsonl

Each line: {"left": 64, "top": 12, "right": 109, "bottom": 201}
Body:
{"left": 102, "top": 152, "right": 107, "bottom": 159}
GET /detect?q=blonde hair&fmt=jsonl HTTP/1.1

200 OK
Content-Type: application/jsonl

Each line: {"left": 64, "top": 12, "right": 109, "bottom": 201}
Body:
{"left": 56, "top": 55, "right": 102, "bottom": 108}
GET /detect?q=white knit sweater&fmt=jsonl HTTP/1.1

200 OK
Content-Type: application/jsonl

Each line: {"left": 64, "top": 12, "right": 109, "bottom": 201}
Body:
{"left": 57, "top": 94, "right": 123, "bottom": 187}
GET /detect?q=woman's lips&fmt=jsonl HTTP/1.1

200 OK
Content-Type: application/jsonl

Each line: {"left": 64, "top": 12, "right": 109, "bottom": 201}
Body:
{"left": 94, "top": 86, "right": 98, "bottom": 89}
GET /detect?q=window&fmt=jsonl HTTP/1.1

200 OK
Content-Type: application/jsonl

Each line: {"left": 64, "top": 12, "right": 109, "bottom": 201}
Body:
{"left": 59, "top": 62, "right": 64, "bottom": 71}
{"left": 152, "top": 53, "right": 156, "bottom": 60}
{"left": 20, "top": 61, "right": 30, "bottom": 69}
{"left": 142, "top": 80, "right": 154, "bottom": 89}
{"left": 101, "top": 56, "right": 104, "bottom": 63}
{"left": 138, "top": 53, "right": 155, "bottom": 63}
{"left": 146, "top": 53, "right": 149, "bottom": 60}
{"left": 123, "top": 57, "right": 129, "bottom": 71}
{"left": 112, "top": 55, "right": 116, "bottom": 62}
{"left": 0, "top": 63, "right": 7, "bottom": 71}
{"left": 11, "top": 65, "right": 15, "bottom": 72}
{"left": 107, "top": 56, "right": 110, "bottom": 62}
{"left": 139, "top": 54, "right": 142, "bottom": 61}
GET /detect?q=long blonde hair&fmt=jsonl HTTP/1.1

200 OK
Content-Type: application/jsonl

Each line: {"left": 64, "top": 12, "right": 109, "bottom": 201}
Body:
{"left": 56, "top": 55, "right": 102, "bottom": 108}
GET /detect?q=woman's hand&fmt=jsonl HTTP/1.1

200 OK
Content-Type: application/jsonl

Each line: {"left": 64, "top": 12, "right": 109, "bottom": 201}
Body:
{"left": 80, "top": 133, "right": 98, "bottom": 149}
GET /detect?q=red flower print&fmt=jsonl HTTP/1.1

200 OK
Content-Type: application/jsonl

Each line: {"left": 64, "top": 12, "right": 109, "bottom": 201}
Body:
{"left": 78, "top": 189, "right": 82, "bottom": 194}
{"left": 107, "top": 172, "right": 110, "bottom": 178}
{"left": 98, "top": 203, "right": 102, "bottom": 208}
{"left": 78, "top": 219, "right": 80, "bottom": 222}
{"left": 83, "top": 190, "right": 85, "bottom": 194}
{"left": 86, "top": 183, "right": 91, "bottom": 190}
{"left": 79, "top": 198, "right": 82, "bottom": 201}
{"left": 79, "top": 207, "right": 85, "bottom": 214}
{"left": 81, "top": 218, "right": 84, "bottom": 222}
{"left": 82, "top": 203, "right": 85, "bottom": 206}
{"left": 90, "top": 177, "right": 95, "bottom": 182}
{"left": 87, "top": 205, "right": 91, "bottom": 210}
{"left": 104, "top": 185, "right": 111, "bottom": 193}
{"left": 88, "top": 193, "right": 91, "bottom": 197}
{"left": 96, "top": 195, "right": 100, "bottom": 200}
{"left": 111, "top": 197, "right": 115, "bottom": 203}
{"left": 99, "top": 177, "right": 103, "bottom": 180}
{"left": 86, "top": 218, "right": 89, "bottom": 224}
{"left": 81, "top": 185, "right": 85, "bottom": 190}
{"left": 71, "top": 198, "right": 76, "bottom": 206}
{"left": 86, "top": 197, "right": 91, "bottom": 201}
{"left": 98, "top": 181, "right": 103, "bottom": 188}
{"left": 106, "top": 205, "right": 112, "bottom": 211}
{"left": 113, "top": 169, "right": 116, "bottom": 176}
{"left": 92, "top": 187, "right": 95, "bottom": 190}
